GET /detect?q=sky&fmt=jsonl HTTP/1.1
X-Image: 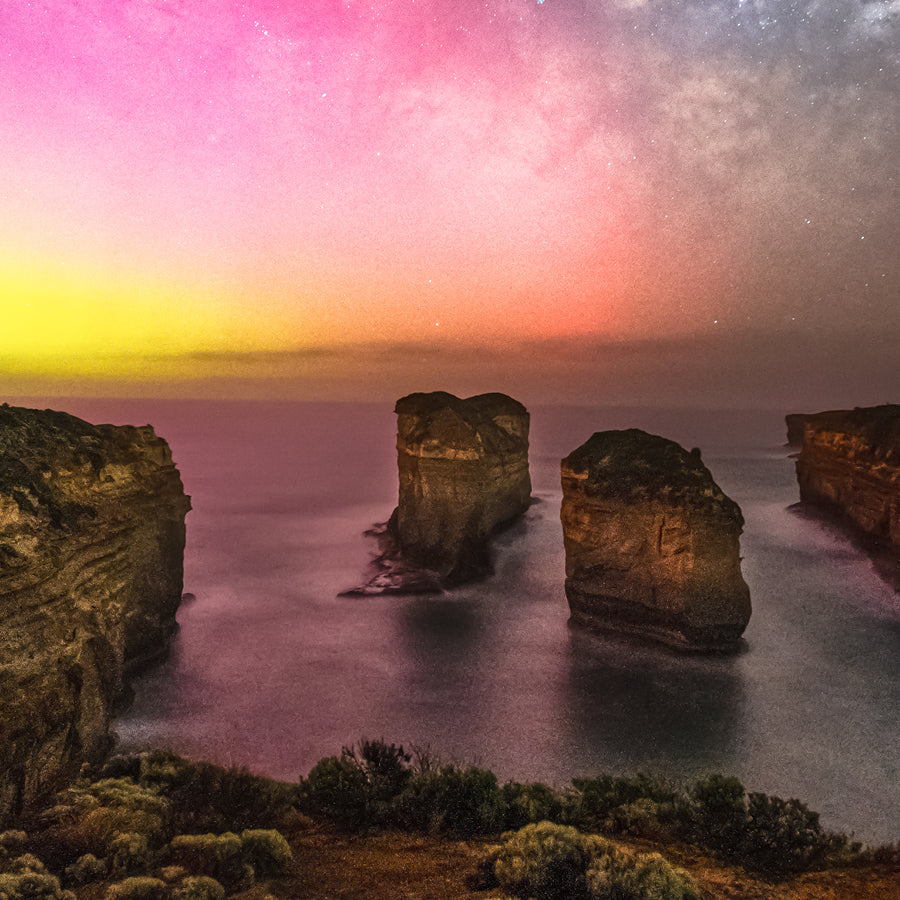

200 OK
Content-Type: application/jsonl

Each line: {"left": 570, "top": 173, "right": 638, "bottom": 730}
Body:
{"left": 1, "top": 0, "right": 898, "bottom": 407}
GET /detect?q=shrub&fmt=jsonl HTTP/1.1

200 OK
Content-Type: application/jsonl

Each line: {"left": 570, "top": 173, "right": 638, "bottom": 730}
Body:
{"left": 569, "top": 774, "right": 678, "bottom": 831}
{"left": 587, "top": 850, "right": 702, "bottom": 900}
{"left": 64, "top": 854, "right": 108, "bottom": 885}
{"left": 0, "top": 866, "right": 64, "bottom": 900}
{"left": 351, "top": 739, "right": 412, "bottom": 802}
{"left": 491, "top": 822, "right": 702, "bottom": 900}
{"left": 139, "top": 753, "right": 292, "bottom": 834}
{"left": 392, "top": 765, "right": 504, "bottom": 836}
{"left": 0, "top": 834, "right": 28, "bottom": 853}
{"left": 105, "top": 877, "right": 168, "bottom": 900}
{"left": 167, "top": 833, "right": 250, "bottom": 892}
{"left": 687, "top": 773, "right": 746, "bottom": 852}
{"left": 171, "top": 877, "right": 224, "bottom": 900}
{"left": 501, "top": 782, "right": 563, "bottom": 830}
{"left": 493, "top": 821, "right": 611, "bottom": 900}
{"left": 238, "top": 831, "right": 292, "bottom": 877}
{"left": 301, "top": 756, "right": 369, "bottom": 829}
{"left": 109, "top": 833, "right": 151, "bottom": 876}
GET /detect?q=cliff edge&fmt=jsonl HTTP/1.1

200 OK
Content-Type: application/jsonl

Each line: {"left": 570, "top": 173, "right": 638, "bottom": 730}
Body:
{"left": 794, "top": 404, "right": 900, "bottom": 553}
{"left": 0, "top": 404, "right": 190, "bottom": 824}
{"left": 561, "top": 429, "right": 751, "bottom": 652}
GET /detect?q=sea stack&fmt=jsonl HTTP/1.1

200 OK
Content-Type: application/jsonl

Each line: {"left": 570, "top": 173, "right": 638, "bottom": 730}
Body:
{"left": 389, "top": 391, "right": 531, "bottom": 586}
{"left": 794, "top": 404, "right": 900, "bottom": 553}
{"left": 0, "top": 404, "right": 190, "bottom": 824}
{"left": 560, "top": 429, "right": 751, "bottom": 652}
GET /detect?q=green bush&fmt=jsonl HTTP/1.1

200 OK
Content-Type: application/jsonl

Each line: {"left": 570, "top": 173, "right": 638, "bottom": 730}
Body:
{"left": 0, "top": 834, "right": 28, "bottom": 853}
{"left": 109, "top": 833, "right": 151, "bottom": 876}
{"left": 171, "top": 876, "right": 224, "bottom": 900}
{"left": 139, "top": 753, "right": 291, "bottom": 835}
{"left": 493, "top": 821, "right": 611, "bottom": 900}
{"left": 301, "top": 755, "right": 370, "bottom": 829}
{"left": 167, "top": 833, "right": 250, "bottom": 892}
{"left": 501, "top": 782, "right": 563, "bottom": 830}
{"left": 685, "top": 774, "right": 850, "bottom": 874}
{"left": 569, "top": 774, "right": 678, "bottom": 831}
{"left": 392, "top": 765, "right": 505, "bottom": 836}
{"left": 0, "top": 856, "right": 68, "bottom": 900}
{"left": 105, "top": 876, "right": 168, "bottom": 900}
{"left": 587, "top": 850, "right": 702, "bottom": 900}
{"left": 492, "top": 822, "right": 701, "bottom": 900}
{"left": 64, "top": 853, "right": 107, "bottom": 885}
{"left": 238, "top": 830, "right": 292, "bottom": 877}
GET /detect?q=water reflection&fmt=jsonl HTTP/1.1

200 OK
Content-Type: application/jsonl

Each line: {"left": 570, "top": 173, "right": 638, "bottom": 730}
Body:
{"left": 560, "top": 628, "right": 746, "bottom": 779}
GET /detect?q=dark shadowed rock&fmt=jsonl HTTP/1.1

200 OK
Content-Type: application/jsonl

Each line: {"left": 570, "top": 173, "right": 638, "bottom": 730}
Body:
{"left": 0, "top": 404, "right": 190, "bottom": 824}
{"left": 560, "top": 429, "right": 751, "bottom": 652}
{"left": 794, "top": 404, "right": 900, "bottom": 560}
{"left": 785, "top": 413, "right": 810, "bottom": 448}
{"left": 347, "top": 392, "right": 531, "bottom": 593}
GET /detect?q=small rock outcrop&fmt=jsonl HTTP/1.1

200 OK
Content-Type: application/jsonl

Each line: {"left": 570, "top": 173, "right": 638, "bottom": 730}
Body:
{"left": 785, "top": 413, "right": 810, "bottom": 448}
{"left": 0, "top": 404, "right": 190, "bottom": 824}
{"left": 349, "top": 392, "right": 531, "bottom": 593}
{"left": 560, "top": 429, "right": 751, "bottom": 652}
{"left": 794, "top": 404, "right": 900, "bottom": 553}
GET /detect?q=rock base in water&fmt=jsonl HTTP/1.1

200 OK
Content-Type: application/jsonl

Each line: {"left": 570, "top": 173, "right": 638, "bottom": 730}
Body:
{"left": 560, "top": 429, "right": 751, "bottom": 652}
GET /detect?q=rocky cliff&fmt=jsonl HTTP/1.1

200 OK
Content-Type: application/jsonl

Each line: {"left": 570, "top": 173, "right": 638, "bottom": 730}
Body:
{"left": 794, "top": 404, "right": 900, "bottom": 552}
{"left": 355, "top": 392, "right": 531, "bottom": 591}
{"left": 0, "top": 404, "right": 190, "bottom": 824}
{"left": 560, "top": 429, "right": 751, "bottom": 652}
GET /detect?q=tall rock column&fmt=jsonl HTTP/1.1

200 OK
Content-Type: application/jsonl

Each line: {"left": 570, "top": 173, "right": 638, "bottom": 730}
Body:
{"left": 0, "top": 404, "right": 191, "bottom": 824}
{"left": 560, "top": 429, "right": 751, "bottom": 652}
{"left": 391, "top": 391, "right": 531, "bottom": 585}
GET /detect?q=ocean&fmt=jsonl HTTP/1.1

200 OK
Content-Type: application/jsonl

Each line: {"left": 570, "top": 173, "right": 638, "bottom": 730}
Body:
{"left": 32, "top": 397, "right": 900, "bottom": 844}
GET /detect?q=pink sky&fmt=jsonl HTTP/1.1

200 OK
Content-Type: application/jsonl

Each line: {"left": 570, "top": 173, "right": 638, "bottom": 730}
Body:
{"left": 1, "top": 0, "right": 898, "bottom": 405}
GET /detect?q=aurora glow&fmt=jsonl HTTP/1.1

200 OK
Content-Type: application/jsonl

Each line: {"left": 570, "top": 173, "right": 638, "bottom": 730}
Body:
{"left": 1, "top": 0, "right": 897, "bottom": 403}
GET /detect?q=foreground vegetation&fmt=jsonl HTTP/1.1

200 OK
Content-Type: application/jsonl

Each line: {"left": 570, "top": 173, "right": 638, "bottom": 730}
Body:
{"left": 1, "top": 741, "right": 897, "bottom": 900}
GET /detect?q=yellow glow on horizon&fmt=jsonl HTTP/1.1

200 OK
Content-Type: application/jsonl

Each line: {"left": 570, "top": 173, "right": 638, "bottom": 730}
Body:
{"left": 1, "top": 253, "right": 307, "bottom": 377}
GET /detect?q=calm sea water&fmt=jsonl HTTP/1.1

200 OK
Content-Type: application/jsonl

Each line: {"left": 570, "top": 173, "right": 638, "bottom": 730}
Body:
{"left": 32, "top": 398, "right": 900, "bottom": 844}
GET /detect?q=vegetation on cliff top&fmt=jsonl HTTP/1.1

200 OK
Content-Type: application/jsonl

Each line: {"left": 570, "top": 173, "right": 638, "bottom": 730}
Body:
{"left": 2, "top": 741, "right": 897, "bottom": 900}
{"left": 561, "top": 429, "right": 738, "bottom": 514}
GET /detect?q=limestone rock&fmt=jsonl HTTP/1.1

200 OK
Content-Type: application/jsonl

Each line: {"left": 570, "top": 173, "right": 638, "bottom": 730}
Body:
{"left": 0, "top": 404, "right": 190, "bottom": 824}
{"left": 794, "top": 404, "right": 900, "bottom": 552}
{"left": 351, "top": 392, "right": 531, "bottom": 592}
{"left": 560, "top": 429, "right": 751, "bottom": 652}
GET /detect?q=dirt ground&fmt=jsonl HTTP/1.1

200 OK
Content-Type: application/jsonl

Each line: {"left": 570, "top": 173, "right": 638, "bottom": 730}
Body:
{"left": 265, "top": 821, "right": 900, "bottom": 900}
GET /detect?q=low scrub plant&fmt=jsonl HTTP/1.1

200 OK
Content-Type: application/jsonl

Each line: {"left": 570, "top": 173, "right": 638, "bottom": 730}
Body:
{"left": 491, "top": 821, "right": 701, "bottom": 900}
{"left": 105, "top": 877, "right": 168, "bottom": 900}
{"left": 64, "top": 853, "right": 107, "bottom": 885}
{"left": 171, "top": 876, "right": 224, "bottom": 900}
{"left": 0, "top": 857, "right": 70, "bottom": 900}
{"left": 238, "top": 830, "right": 292, "bottom": 877}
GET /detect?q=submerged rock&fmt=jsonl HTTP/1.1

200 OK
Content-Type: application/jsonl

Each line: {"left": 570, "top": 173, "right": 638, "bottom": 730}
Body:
{"left": 348, "top": 392, "right": 531, "bottom": 593}
{"left": 560, "top": 429, "right": 751, "bottom": 652}
{"left": 794, "top": 404, "right": 900, "bottom": 556}
{"left": 0, "top": 404, "right": 190, "bottom": 824}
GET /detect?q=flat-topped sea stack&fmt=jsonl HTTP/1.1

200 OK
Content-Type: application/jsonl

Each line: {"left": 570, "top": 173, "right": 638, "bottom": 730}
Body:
{"left": 388, "top": 391, "right": 531, "bottom": 587}
{"left": 561, "top": 429, "right": 751, "bottom": 652}
{"left": 0, "top": 404, "right": 190, "bottom": 824}
{"left": 794, "top": 404, "right": 900, "bottom": 554}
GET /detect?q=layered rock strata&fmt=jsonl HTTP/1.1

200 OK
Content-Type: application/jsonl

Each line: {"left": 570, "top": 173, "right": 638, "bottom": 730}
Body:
{"left": 561, "top": 429, "right": 751, "bottom": 652}
{"left": 0, "top": 404, "right": 190, "bottom": 824}
{"left": 350, "top": 392, "right": 531, "bottom": 592}
{"left": 794, "top": 405, "right": 900, "bottom": 552}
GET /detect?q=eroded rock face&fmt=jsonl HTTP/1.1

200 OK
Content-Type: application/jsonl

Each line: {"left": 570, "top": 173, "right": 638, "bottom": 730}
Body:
{"left": 0, "top": 404, "right": 190, "bottom": 824}
{"left": 388, "top": 391, "right": 531, "bottom": 586}
{"left": 785, "top": 413, "right": 810, "bottom": 448}
{"left": 561, "top": 429, "right": 751, "bottom": 652}
{"left": 794, "top": 405, "right": 900, "bottom": 551}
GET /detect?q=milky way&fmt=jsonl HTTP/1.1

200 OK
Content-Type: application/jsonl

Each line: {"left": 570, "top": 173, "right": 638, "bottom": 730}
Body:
{"left": 0, "top": 1, "right": 897, "bottom": 398}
